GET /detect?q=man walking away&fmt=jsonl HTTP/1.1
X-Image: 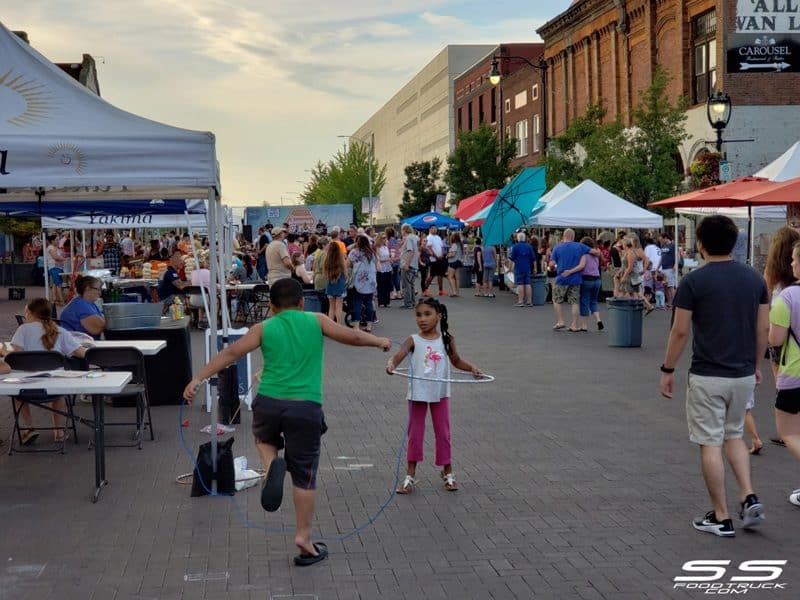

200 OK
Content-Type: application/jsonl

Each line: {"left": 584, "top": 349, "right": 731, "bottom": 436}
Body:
{"left": 660, "top": 215, "right": 768, "bottom": 537}
{"left": 549, "top": 229, "right": 593, "bottom": 332}
{"left": 399, "top": 224, "right": 419, "bottom": 308}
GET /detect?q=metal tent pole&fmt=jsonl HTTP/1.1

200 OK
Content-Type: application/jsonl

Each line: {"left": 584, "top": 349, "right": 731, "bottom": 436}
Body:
{"left": 207, "top": 188, "right": 219, "bottom": 492}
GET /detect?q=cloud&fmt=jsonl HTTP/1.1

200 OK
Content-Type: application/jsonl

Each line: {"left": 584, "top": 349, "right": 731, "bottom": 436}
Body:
{"left": 420, "top": 11, "right": 466, "bottom": 28}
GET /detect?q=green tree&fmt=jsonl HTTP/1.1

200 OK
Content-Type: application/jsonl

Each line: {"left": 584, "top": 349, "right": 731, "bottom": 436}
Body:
{"left": 300, "top": 142, "right": 386, "bottom": 224}
{"left": 398, "top": 158, "right": 447, "bottom": 219}
{"left": 545, "top": 67, "right": 688, "bottom": 207}
{"left": 445, "top": 124, "right": 519, "bottom": 202}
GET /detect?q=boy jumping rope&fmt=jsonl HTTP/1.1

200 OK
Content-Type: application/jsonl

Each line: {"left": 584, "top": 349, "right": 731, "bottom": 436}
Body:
{"left": 183, "top": 279, "right": 391, "bottom": 566}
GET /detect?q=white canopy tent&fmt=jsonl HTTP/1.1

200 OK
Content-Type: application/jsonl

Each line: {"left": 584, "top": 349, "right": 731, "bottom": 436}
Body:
{"left": 529, "top": 179, "right": 663, "bottom": 229}
{"left": 0, "top": 22, "right": 227, "bottom": 468}
{"left": 754, "top": 141, "right": 800, "bottom": 182}
{"left": 536, "top": 181, "right": 572, "bottom": 206}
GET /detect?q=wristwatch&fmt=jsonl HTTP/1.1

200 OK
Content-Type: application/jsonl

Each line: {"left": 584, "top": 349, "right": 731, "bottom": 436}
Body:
{"left": 660, "top": 364, "right": 675, "bottom": 374}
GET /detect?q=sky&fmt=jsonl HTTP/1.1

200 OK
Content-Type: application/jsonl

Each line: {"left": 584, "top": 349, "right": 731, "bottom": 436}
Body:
{"left": 4, "top": 0, "right": 573, "bottom": 207}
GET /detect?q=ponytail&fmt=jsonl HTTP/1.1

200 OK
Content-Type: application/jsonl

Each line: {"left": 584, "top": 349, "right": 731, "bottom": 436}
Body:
{"left": 26, "top": 298, "right": 58, "bottom": 350}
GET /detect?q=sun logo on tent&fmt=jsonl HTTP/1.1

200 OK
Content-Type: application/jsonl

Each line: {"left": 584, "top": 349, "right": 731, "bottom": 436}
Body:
{"left": 47, "top": 143, "right": 87, "bottom": 175}
{"left": 0, "top": 69, "right": 58, "bottom": 127}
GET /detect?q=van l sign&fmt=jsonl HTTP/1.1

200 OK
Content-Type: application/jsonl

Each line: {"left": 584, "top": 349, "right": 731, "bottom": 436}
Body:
{"left": 737, "top": 0, "right": 800, "bottom": 33}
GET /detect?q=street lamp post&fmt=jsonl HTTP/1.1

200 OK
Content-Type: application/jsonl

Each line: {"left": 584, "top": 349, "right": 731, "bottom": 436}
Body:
{"left": 338, "top": 134, "right": 375, "bottom": 225}
{"left": 489, "top": 54, "right": 548, "bottom": 155}
{"left": 706, "top": 91, "right": 732, "bottom": 154}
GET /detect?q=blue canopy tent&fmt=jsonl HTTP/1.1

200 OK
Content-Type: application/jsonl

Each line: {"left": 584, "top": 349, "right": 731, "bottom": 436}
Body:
{"left": 401, "top": 211, "right": 464, "bottom": 230}
{"left": 481, "top": 167, "right": 547, "bottom": 246}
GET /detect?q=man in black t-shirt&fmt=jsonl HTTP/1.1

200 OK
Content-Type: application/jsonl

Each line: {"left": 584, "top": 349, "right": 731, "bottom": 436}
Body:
{"left": 660, "top": 215, "right": 768, "bottom": 538}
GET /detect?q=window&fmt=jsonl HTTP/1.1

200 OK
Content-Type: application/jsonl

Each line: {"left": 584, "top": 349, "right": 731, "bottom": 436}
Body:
{"left": 532, "top": 84, "right": 539, "bottom": 101}
{"left": 515, "top": 119, "right": 528, "bottom": 157}
{"left": 478, "top": 95, "right": 484, "bottom": 125}
{"left": 491, "top": 88, "right": 497, "bottom": 123}
{"left": 692, "top": 10, "right": 717, "bottom": 104}
{"left": 532, "top": 115, "right": 540, "bottom": 153}
{"left": 514, "top": 90, "right": 527, "bottom": 109}
{"left": 505, "top": 126, "right": 511, "bottom": 144}
{"left": 468, "top": 101, "right": 473, "bottom": 130}
{"left": 457, "top": 107, "right": 462, "bottom": 131}
{"left": 505, "top": 98, "right": 511, "bottom": 113}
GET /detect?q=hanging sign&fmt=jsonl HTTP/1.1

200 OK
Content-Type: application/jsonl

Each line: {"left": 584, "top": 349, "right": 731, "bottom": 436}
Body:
{"left": 727, "top": 33, "right": 800, "bottom": 72}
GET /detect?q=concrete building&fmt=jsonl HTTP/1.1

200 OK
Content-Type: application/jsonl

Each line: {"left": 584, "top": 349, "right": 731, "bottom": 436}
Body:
{"left": 537, "top": 0, "right": 800, "bottom": 179}
{"left": 454, "top": 43, "right": 545, "bottom": 174}
{"left": 352, "top": 44, "right": 495, "bottom": 222}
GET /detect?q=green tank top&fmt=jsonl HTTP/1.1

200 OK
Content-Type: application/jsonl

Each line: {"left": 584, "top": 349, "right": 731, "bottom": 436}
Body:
{"left": 258, "top": 310, "right": 324, "bottom": 404}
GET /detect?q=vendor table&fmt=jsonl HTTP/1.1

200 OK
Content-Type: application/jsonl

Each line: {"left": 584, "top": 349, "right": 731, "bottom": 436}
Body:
{"left": 0, "top": 370, "right": 132, "bottom": 502}
{"left": 103, "top": 317, "right": 192, "bottom": 405}
{"left": 90, "top": 340, "right": 166, "bottom": 355}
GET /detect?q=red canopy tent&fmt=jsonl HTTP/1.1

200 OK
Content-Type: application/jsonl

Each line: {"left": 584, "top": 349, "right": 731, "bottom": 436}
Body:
{"left": 649, "top": 176, "right": 800, "bottom": 208}
{"left": 649, "top": 176, "right": 800, "bottom": 261}
{"left": 453, "top": 189, "right": 499, "bottom": 221}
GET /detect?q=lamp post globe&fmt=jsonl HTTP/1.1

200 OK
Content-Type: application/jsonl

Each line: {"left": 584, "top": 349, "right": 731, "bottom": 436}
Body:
{"left": 489, "top": 58, "right": 501, "bottom": 86}
{"left": 706, "top": 91, "right": 731, "bottom": 153}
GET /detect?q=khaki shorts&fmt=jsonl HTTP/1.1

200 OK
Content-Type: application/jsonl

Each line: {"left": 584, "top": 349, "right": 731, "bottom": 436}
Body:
{"left": 686, "top": 373, "right": 755, "bottom": 446}
{"left": 552, "top": 284, "right": 580, "bottom": 305}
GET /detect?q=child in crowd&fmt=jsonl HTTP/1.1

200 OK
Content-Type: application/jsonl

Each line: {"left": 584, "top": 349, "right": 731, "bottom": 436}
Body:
{"left": 654, "top": 272, "right": 667, "bottom": 309}
{"left": 387, "top": 298, "right": 482, "bottom": 493}
{"left": 5, "top": 298, "right": 86, "bottom": 444}
{"left": 642, "top": 269, "right": 654, "bottom": 306}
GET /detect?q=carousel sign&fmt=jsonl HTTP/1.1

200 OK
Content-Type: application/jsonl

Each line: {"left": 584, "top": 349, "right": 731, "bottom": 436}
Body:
{"left": 727, "top": 33, "right": 799, "bottom": 72}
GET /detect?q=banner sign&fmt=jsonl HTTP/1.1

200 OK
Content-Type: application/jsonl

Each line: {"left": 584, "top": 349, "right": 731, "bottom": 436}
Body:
{"left": 244, "top": 204, "right": 354, "bottom": 233}
{"left": 42, "top": 213, "right": 207, "bottom": 230}
{"left": 736, "top": 1, "right": 800, "bottom": 33}
{"left": 435, "top": 193, "right": 446, "bottom": 213}
{"left": 361, "top": 197, "right": 380, "bottom": 215}
{"left": 727, "top": 32, "right": 800, "bottom": 72}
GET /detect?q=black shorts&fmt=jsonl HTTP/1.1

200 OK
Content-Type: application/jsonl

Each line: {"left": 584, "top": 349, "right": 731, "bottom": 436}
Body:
{"left": 252, "top": 395, "right": 325, "bottom": 489}
{"left": 448, "top": 260, "right": 463, "bottom": 270}
{"left": 430, "top": 260, "right": 447, "bottom": 277}
{"left": 776, "top": 388, "right": 800, "bottom": 415}
{"left": 474, "top": 268, "right": 484, "bottom": 285}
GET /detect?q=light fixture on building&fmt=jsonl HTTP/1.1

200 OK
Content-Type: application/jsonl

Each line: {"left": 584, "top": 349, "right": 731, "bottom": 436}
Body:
{"left": 489, "top": 58, "right": 501, "bottom": 86}
{"left": 706, "top": 91, "right": 732, "bottom": 153}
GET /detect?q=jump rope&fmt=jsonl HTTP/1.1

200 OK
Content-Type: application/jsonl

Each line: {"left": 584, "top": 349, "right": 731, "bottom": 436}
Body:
{"left": 176, "top": 336, "right": 493, "bottom": 542}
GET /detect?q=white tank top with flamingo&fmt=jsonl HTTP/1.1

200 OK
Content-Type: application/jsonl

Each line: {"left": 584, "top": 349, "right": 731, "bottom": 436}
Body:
{"left": 407, "top": 334, "right": 451, "bottom": 403}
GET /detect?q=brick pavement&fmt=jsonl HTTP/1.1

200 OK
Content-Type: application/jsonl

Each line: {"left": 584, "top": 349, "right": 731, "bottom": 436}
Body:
{"left": 0, "top": 286, "right": 799, "bottom": 599}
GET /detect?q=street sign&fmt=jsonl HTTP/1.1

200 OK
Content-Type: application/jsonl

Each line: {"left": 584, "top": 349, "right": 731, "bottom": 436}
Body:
{"left": 726, "top": 33, "right": 800, "bottom": 73}
{"left": 719, "top": 160, "right": 732, "bottom": 182}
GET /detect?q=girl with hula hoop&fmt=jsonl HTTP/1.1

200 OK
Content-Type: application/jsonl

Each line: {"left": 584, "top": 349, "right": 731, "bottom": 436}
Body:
{"left": 386, "top": 297, "right": 482, "bottom": 493}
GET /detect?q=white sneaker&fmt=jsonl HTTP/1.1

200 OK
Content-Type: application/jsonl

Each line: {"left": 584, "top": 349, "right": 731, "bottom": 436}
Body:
{"left": 789, "top": 489, "right": 800, "bottom": 507}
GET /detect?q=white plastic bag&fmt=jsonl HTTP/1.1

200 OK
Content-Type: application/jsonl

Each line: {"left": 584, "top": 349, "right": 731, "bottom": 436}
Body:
{"left": 233, "top": 456, "right": 261, "bottom": 491}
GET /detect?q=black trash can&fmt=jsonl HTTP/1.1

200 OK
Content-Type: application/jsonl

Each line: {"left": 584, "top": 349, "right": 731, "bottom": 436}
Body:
{"left": 303, "top": 289, "right": 323, "bottom": 312}
{"left": 457, "top": 267, "right": 473, "bottom": 289}
{"left": 532, "top": 274, "right": 547, "bottom": 305}
{"left": 606, "top": 298, "right": 644, "bottom": 347}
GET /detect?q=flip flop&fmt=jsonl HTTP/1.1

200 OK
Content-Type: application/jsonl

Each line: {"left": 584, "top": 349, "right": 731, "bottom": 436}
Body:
{"left": 567, "top": 328, "right": 581, "bottom": 332}
{"left": 294, "top": 542, "right": 328, "bottom": 567}
{"left": 552, "top": 324, "right": 566, "bottom": 330}
{"left": 749, "top": 444, "right": 763, "bottom": 455}
{"left": 260, "top": 457, "right": 287, "bottom": 512}
{"left": 771, "top": 438, "right": 786, "bottom": 447}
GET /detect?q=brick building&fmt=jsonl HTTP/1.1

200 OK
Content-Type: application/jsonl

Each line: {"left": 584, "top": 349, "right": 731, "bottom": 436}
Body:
{"left": 538, "top": 0, "right": 800, "bottom": 178}
{"left": 453, "top": 43, "right": 545, "bottom": 172}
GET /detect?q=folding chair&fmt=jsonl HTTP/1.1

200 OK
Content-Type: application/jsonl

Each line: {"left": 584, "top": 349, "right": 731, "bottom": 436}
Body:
{"left": 4, "top": 351, "right": 79, "bottom": 454}
{"left": 84, "top": 347, "right": 154, "bottom": 449}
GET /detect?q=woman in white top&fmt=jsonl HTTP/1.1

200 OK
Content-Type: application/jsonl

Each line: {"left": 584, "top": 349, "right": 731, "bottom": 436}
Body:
{"left": 5, "top": 298, "right": 86, "bottom": 444}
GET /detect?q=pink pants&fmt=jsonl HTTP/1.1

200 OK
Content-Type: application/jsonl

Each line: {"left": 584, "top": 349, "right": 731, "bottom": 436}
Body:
{"left": 407, "top": 398, "right": 451, "bottom": 466}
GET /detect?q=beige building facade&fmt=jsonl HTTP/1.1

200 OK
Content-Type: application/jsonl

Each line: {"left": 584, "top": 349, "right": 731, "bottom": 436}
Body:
{"left": 352, "top": 44, "right": 495, "bottom": 223}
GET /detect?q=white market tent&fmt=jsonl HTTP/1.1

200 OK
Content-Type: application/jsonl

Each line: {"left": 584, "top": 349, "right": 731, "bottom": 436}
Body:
{"left": 537, "top": 181, "right": 572, "bottom": 205}
{"left": 0, "top": 23, "right": 226, "bottom": 442}
{"left": 755, "top": 141, "right": 800, "bottom": 182}
{"left": 529, "top": 179, "right": 663, "bottom": 228}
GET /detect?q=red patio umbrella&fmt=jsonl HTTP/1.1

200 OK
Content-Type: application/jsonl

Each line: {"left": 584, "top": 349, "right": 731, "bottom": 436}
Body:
{"left": 453, "top": 189, "right": 499, "bottom": 221}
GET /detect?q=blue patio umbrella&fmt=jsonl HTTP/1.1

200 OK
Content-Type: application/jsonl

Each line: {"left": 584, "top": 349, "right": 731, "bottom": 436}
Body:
{"left": 401, "top": 211, "right": 464, "bottom": 230}
{"left": 481, "top": 167, "right": 547, "bottom": 246}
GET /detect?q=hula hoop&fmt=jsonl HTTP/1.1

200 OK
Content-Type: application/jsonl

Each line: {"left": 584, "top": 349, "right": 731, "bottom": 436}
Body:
{"left": 390, "top": 368, "right": 494, "bottom": 383}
